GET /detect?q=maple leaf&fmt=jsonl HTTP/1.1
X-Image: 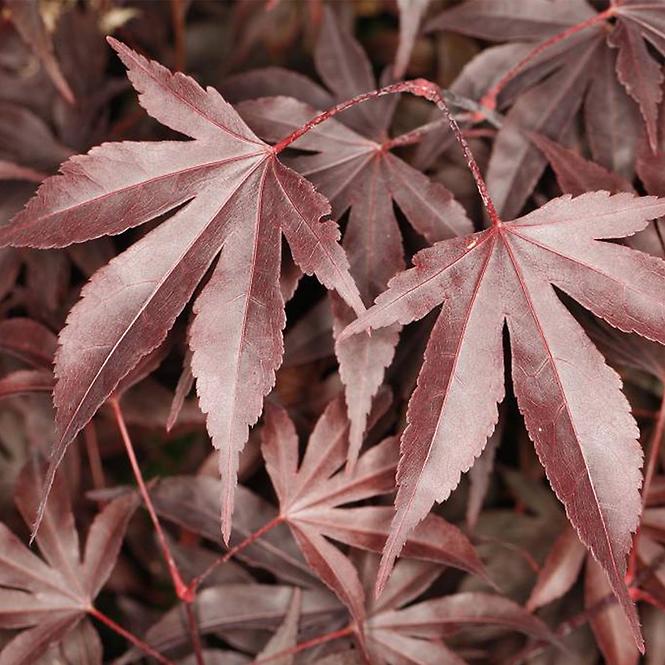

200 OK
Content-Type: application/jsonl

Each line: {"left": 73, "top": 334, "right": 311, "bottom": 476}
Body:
{"left": 255, "top": 587, "right": 301, "bottom": 665}
{"left": 232, "top": 7, "right": 472, "bottom": 463}
{"left": 427, "top": 0, "right": 665, "bottom": 217}
{"left": 0, "top": 38, "right": 365, "bottom": 539}
{"left": 341, "top": 190, "right": 665, "bottom": 649}
{"left": 261, "top": 395, "right": 487, "bottom": 634}
{"left": 526, "top": 523, "right": 587, "bottom": 613}
{"left": 526, "top": 521, "right": 640, "bottom": 664}
{"left": 0, "top": 460, "right": 137, "bottom": 663}
{"left": 119, "top": 583, "right": 340, "bottom": 663}
{"left": 356, "top": 554, "right": 559, "bottom": 664}
{"left": 152, "top": 477, "right": 321, "bottom": 589}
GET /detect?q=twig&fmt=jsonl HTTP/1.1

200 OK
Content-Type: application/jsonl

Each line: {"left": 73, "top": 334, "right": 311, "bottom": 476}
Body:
{"left": 109, "top": 398, "right": 192, "bottom": 601}
{"left": 274, "top": 78, "right": 501, "bottom": 225}
{"left": 250, "top": 624, "right": 354, "bottom": 664}
{"left": 170, "top": 0, "right": 187, "bottom": 72}
{"left": 110, "top": 397, "right": 206, "bottom": 662}
{"left": 186, "top": 514, "right": 285, "bottom": 594}
{"left": 184, "top": 602, "right": 205, "bottom": 665}
{"left": 89, "top": 606, "right": 175, "bottom": 665}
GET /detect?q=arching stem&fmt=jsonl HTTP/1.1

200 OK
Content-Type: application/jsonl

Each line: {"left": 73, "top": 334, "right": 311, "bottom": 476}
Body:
{"left": 274, "top": 78, "right": 501, "bottom": 225}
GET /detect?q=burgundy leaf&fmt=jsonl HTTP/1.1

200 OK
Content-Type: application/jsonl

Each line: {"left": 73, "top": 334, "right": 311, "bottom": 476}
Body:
{"left": 0, "top": 460, "right": 133, "bottom": 662}
{"left": 612, "top": 2, "right": 665, "bottom": 154}
{"left": 0, "top": 370, "right": 54, "bottom": 401}
{"left": 342, "top": 191, "right": 665, "bottom": 648}
{"left": 368, "top": 591, "right": 558, "bottom": 645}
{"left": 262, "top": 398, "right": 486, "bottom": 629}
{"left": 0, "top": 318, "right": 57, "bottom": 369}
{"left": 530, "top": 133, "right": 633, "bottom": 196}
{"left": 394, "top": 0, "right": 430, "bottom": 79}
{"left": 584, "top": 45, "right": 640, "bottom": 179}
{"left": 81, "top": 493, "right": 138, "bottom": 597}
{"left": 128, "top": 584, "right": 339, "bottom": 661}
{"left": 486, "top": 36, "right": 602, "bottom": 218}
{"left": 231, "top": 10, "right": 471, "bottom": 461}
{"left": 426, "top": 0, "right": 593, "bottom": 42}
{"left": 0, "top": 160, "right": 47, "bottom": 183}
{"left": 466, "top": 414, "right": 502, "bottom": 531}
{"left": 526, "top": 523, "right": 586, "bottom": 611}
{"left": 150, "top": 477, "right": 319, "bottom": 588}
{"left": 314, "top": 6, "right": 391, "bottom": 139}
{"left": 256, "top": 587, "right": 301, "bottom": 665}
{"left": 166, "top": 350, "right": 194, "bottom": 432}
{"left": 586, "top": 556, "right": 640, "bottom": 665}
{"left": 0, "top": 39, "right": 363, "bottom": 538}
{"left": 0, "top": 614, "right": 82, "bottom": 665}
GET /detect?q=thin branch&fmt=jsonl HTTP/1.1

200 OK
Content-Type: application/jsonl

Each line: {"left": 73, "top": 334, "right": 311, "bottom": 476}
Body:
{"left": 186, "top": 514, "right": 284, "bottom": 594}
{"left": 109, "top": 398, "right": 192, "bottom": 602}
{"left": 184, "top": 602, "right": 205, "bottom": 665}
{"left": 89, "top": 606, "right": 175, "bottom": 665}
{"left": 170, "top": 0, "right": 187, "bottom": 72}
{"left": 250, "top": 624, "right": 354, "bottom": 664}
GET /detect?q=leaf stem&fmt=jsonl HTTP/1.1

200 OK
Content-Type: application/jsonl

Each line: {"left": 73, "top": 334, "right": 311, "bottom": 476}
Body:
{"left": 184, "top": 601, "right": 205, "bottom": 665}
{"left": 250, "top": 624, "right": 354, "bottom": 664}
{"left": 89, "top": 606, "right": 175, "bottom": 664}
{"left": 186, "top": 513, "right": 285, "bottom": 594}
{"left": 424, "top": 85, "right": 501, "bottom": 225}
{"left": 274, "top": 78, "right": 500, "bottom": 224}
{"left": 109, "top": 398, "right": 192, "bottom": 603}
{"left": 478, "top": 8, "right": 613, "bottom": 113}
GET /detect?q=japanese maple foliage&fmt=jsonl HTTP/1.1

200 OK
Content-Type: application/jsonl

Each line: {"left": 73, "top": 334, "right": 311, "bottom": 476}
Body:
{"left": 230, "top": 7, "right": 472, "bottom": 465}
{"left": 0, "top": 36, "right": 365, "bottom": 541}
{"left": 1, "top": 1, "right": 665, "bottom": 664}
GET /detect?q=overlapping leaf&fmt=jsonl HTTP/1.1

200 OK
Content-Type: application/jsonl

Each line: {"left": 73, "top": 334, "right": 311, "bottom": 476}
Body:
{"left": 261, "top": 395, "right": 486, "bottom": 633}
{"left": 358, "top": 555, "right": 558, "bottom": 665}
{"left": 117, "top": 583, "right": 340, "bottom": 663}
{"left": 231, "top": 7, "right": 472, "bottom": 464}
{"left": 427, "top": 0, "right": 665, "bottom": 217}
{"left": 342, "top": 191, "right": 665, "bottom": 648}
{"left": 0, "top": 38, "right": 365, "bottom": 538}
{"left": 0, "top": 460, "right": 136, "bottom": 663}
